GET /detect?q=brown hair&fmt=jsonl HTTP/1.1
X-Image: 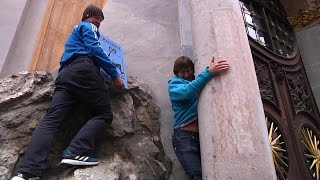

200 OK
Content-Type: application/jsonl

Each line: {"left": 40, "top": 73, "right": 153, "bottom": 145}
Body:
{"left": 173, "top": 56, "right": 194, "bottom": 76}
{"left": 82, "top": 5, "right": 104, "bottom": 21}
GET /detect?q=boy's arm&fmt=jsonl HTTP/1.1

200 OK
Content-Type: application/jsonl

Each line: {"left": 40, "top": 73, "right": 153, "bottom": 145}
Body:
{"left": 169, "top": 57, "right": 230, "bottom": 101}
{"left": 80, "top": 23, "right": 119, "bottom": 80}
{"left": 169, "top": 68, "right": 213, "bottom": 101}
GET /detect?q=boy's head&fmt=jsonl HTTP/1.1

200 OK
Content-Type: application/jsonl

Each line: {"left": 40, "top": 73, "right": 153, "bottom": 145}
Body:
{"left": 82, "top": 5, "right": 104, "bottom": 28}
{"left": 82, "top": 5, "right": 104, "bottom": 21}
{"left": 173, "top": 56, "right": 195, "bottom": 81}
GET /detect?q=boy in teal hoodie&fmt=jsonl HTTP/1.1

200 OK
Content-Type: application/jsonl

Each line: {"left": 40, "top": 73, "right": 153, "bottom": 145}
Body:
{"left": 168, "top": 56, "right": 229, "bottom": 180}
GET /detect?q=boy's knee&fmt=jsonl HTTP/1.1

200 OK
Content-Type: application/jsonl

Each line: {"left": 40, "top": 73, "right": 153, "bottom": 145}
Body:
{"left": 190, "top": 172, "right": 202, "bottom": 180}
{"left": 101, "top": 112, "right": 113, "bottom": 124}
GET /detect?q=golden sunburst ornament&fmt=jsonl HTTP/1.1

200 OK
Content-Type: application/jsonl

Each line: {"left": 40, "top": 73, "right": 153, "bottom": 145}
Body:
{"left": 301, "top": 127, "right": 320, "bottom": 179}
{"left": 267, "top": 117, "right": 289, "bottom": 180}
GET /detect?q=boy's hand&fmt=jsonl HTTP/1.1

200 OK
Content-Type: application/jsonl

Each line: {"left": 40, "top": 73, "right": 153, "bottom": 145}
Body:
{"left": 208, "top": 57, "right": 230, "bottom": 74}
{"left": 113, "top": 76, "right": 124, "bottom": 89}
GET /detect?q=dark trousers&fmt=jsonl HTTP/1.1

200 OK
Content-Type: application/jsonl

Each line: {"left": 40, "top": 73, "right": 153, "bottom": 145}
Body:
{"left": 18, "top": 58, "right": 113, "bottom": 176}
{"left": 172, "top": 129, "right": 202, "bottom": 180}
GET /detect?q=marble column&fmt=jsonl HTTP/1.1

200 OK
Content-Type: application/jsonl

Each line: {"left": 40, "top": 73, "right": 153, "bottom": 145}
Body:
{"left": 190, "top": 0, "right": 277, "bottom": 179}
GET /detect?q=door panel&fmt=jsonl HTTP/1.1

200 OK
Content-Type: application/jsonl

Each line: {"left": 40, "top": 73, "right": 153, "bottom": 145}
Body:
{"left": 30, "top": 0, "right": 106, "bottom": 73}
{"left": 252, "top": 40, "right": 320, "bottom": 179}
{"left": 239, "top": 1, "right": 320, "bottom": 178}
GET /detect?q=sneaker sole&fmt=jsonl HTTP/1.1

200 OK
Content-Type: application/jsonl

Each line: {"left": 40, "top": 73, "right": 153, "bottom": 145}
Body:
{"left": 11, "top": 177, "right": 25, "bottom": 180}
{"left": 61, "top": 159, "right": 99, "bottom": 166}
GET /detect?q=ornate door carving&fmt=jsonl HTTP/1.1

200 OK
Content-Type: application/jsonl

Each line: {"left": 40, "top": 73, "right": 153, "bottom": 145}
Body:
{"left": 240, "top": 0, "right": 320, "bottom": 179}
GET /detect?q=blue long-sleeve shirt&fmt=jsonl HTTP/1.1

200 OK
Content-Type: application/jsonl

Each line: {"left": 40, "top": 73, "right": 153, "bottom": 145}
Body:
{"left": 168, "top": 68, "right": 214, "bottom": 129}
{"left": 60, "top": 21, "right": 119, "bottom": 80}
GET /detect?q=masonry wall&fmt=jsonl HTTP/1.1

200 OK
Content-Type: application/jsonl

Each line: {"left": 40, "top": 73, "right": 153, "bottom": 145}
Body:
{"left": 100, "top": 0, "right": 186, "bottom": 179}
{"left": 0, "top": 0, "right": 48, "bottom": 77}
{"left": 296, "top": 24, "right": 320, "bottom": 111}
{"left": 0, "top": 0, "right": 26, "bottom": 74}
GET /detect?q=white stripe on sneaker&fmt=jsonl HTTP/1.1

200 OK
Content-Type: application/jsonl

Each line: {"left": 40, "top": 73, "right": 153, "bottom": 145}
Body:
{"left": 83, "top": 157, "right": 89, "bottom": 161}
{"left": 61, "top": 159, "right": 99, "bottom": 166}
{"left": 11, "top": 177, "right": 25, "bottom": 180}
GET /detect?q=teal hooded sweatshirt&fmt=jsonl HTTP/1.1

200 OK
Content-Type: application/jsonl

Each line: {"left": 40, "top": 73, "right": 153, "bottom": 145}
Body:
{"left": 168, "top": 68, "right": 214, "bottom": 129}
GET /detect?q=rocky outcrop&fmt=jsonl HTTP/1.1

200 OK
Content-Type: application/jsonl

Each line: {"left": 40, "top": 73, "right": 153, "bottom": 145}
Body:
{"left": 0, "top": 72, "right": 171, "bottom": 180}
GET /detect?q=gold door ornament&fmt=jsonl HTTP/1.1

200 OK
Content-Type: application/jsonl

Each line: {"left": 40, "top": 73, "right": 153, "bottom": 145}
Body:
{"left": 267, "top": 117, "right": 289, "bottom": 180}
{"left": 301, "top": 127, "right": 320, "bottom": 180}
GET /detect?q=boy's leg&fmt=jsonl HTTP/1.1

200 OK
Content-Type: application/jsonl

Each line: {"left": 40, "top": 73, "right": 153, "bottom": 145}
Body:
{"left": 17, "top": 87, "right": 76, "bottom": 176}
{"left": 172, "top": 130, "right": 202, "bottom": 180}
{"left": 66, "top": 111, "right": 112, "bottom": 156}
{"left": 66, "top": 88, "right": 112, "bottom": 156}
{"left": 64, "top": 60, "right": 113, "bottom": 156}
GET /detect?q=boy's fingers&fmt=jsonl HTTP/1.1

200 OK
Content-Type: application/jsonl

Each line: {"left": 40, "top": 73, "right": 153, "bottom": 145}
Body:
{"left": 216, "top": 64, "right": 229, "bottom": 68}
{"left": 217, "top": 60, "right": 227, "bottom": 63}
{"left": 215, "top": 63, "right": 229, "bottom": 67}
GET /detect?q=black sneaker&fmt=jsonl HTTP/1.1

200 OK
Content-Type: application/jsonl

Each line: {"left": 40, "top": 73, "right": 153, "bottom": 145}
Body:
{"left": 60, "top": 149, "right": 99, "bottom": 166}
{"left": 11, "top": 172, "right": 41, "bottom": 180}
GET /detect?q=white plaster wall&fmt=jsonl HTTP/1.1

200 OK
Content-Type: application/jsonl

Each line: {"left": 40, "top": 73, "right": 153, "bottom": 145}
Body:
{"left": 178, "top": 0, "right": 193, "bottom": 58}
{"left": 0, "top": 0, "right": 27, "bottom": 73}
{"left": 100, "top": 0, "right": 186, "bottom": 179}
{"left": 0, "top": 0, "right": 48, "bottom": 78}
{"left": 296, "top": 24, "right": 320, "bottom": 112}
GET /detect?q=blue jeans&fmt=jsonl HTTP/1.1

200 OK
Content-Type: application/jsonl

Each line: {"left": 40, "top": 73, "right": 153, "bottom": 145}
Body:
{"left": 172, "top": 129, "right": 202, "bottom": 180}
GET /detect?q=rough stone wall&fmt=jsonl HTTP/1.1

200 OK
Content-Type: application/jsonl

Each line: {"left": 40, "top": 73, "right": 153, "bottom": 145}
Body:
{"left": 0, "top": 72, "right": 171, "bottom": 180}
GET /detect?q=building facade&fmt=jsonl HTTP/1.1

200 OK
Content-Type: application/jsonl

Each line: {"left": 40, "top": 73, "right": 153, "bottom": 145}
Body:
{"left": 0, "top": 0, "right": 319, "bottom": 179}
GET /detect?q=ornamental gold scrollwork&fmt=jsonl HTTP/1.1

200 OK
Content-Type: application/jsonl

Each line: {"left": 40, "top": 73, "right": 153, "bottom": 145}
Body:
{"left": 288, "top": 6, "right": 320, "bottom": 29}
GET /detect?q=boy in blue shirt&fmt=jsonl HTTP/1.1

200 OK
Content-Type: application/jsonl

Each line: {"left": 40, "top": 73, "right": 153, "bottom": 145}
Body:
{"left": 168, "top": 56, "right": 229, "bottom": 180}
{"left": 12, "top": 5, "right": 123, "bottom": 180}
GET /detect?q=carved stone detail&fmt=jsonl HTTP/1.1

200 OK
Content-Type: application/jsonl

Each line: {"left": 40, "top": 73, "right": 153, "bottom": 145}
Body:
{"left": 270, "top": 62, "right": 285, "bottom": 81}
{"left": 286, "top": 71, "right": 314, "bottom": 114}
{"left": 254, "top": 60, "right": 278, "bottom": 105}
{"left": 288, "top": 6, "right": 320, "bottom": 29}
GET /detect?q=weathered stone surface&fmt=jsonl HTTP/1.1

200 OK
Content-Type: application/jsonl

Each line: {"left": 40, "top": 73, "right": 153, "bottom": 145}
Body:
{"left": 0, "top": 72, "right": 171, "bottom": 180}
{"left": 58, "top": 154, "right": 127, "bottom": 180}
{"left": 111, "top": 93, "right": 136, "bottom": 137}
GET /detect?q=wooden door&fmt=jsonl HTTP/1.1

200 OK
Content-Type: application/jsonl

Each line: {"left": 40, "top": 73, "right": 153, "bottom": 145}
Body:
{"left": 30, "top": 0, "right": 106, "bottom": 73}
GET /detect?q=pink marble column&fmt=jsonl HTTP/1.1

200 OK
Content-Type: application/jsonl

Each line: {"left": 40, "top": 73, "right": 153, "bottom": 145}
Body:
{"left": 190, "top": 0, "right": 277, "bottom": 179}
